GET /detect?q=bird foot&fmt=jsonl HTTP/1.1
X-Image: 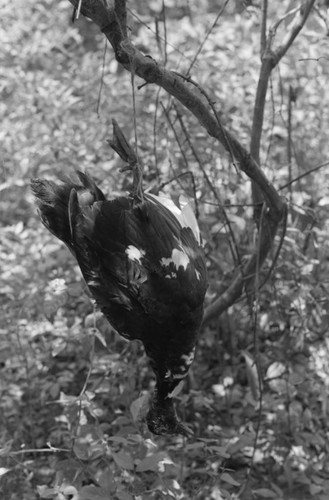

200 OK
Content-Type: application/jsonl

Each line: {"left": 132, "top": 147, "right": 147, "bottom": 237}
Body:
{"left": 146, "top": 405, "right": 193, "bottom": 437}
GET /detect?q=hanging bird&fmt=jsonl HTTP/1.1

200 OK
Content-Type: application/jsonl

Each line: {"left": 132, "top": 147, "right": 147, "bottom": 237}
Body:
{"left": 31, "top": 125, "right": 207, "bottom": 436}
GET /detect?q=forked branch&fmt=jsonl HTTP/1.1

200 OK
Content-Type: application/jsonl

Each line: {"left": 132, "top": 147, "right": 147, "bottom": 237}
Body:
{"left": 67, "top": 0, "right": 287, "bottom": 322}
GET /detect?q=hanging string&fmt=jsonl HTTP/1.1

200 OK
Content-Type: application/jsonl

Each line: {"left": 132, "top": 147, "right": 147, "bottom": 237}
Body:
{"left": 128, "top": 35, "right": 144, "bottom": 200}
{"left": 97, "top": 40, "right": 108, "bottom": 116}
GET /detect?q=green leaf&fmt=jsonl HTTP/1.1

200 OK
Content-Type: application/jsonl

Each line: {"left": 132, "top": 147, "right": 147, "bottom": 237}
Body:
{"left": 116, "top": 492, "right": 135, "bottom": 500}
{"left": 130, "top": 393, "right": 149, "bottom": 422}
{"left": 80, "top": 485, "right": 110, "bottom": 500}
{"left": 266, "top": 361, "right": 286, "bottom": 379}
{"left": 253, "top": 488, "right": 277, "bottom": 498}
{"left": 186, "top": 442, "right": 205, "bottom": 451}
{"left": 73, "top": 440, "right": 89, "bottom": 460}
{"left": 37, "top": 486, "right": 58, "bottom": 499}
{"left": 241, "top": 351, "right": 261, "bottom": 401}
{"left": 220, "top": 472, "right": 240, "bottom": 486}
{"left": 208, "top": 445, "right": 230, "bottom": 458}
{"left": 309, "top": 483, "right": 323, "bottom": 495}
{"left": 0, "top": 467, "right": 10, "bottom": 476}
{"left": 112, "top": 450, "right": 134, "bottom": 470}
{"left": 136, "top": 451, "right": 171, "bottom": 472}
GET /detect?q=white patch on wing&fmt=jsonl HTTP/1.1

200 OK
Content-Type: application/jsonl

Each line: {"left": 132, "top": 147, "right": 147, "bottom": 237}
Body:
{"left": 195, "top": 269, "right": 201, "bottom": 280}
{"left": 172, "top": 372, "right": 187, "bottom": 380}
{"left": 181, "top": 348, "right": 195, "bottom": 366}
{"left": 161, "top": 248, "right": 190, "bottom": 270}
{"left": 165, "top": 272, "right": 177, "bottom": 279}
{"left": 88, "top": 270, "right": 98, "bottom": 278}
{"left": 87, "top": 280, "right": 99, "bottom": 287}
{"left": 87, "top": 271, "right": 99, "bottom": 287}
{"left": 147, "top": 193, "right": 182, "bottom": 217}
{"left": 179, "top": 196, "right": 201, "bottom": 244}
{"left": 167, "top": 380, "right": 185, "bottom": 399}
{"left": 146, "top": 193, "right": 201, "bottom": 244}
{"left": 125, "top": 245, "right": 145, "bottom": 263}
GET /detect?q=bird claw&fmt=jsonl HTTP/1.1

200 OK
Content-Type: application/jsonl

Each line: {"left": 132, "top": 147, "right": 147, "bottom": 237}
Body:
{"left": 146, "top": 405, "right": 194, "bottom": 437}
{"left": 108, "top": 119, "right": 137, "bottom": 165}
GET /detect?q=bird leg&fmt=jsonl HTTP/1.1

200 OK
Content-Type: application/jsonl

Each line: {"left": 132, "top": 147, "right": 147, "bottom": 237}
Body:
{"left": 108, "top": 119, "right": 137, "bottom": 165}
{"left": 146, "top": 384, "right": 192, "bottom": 437}
{"left": 145, "top": 353, "right": 194, "bottom": 436}
{"left": 108, "top": 119, "right": 144, "bottom": 201}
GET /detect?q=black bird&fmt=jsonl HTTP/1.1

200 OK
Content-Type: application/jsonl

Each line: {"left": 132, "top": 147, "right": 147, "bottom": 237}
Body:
{"left": 31, "top": 167, "right": 207, "bottom": 435}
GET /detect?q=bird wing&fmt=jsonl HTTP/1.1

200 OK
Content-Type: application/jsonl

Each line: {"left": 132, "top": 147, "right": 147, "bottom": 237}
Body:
{"left": 68, "top": 194, "right": 207, "bottom": 339}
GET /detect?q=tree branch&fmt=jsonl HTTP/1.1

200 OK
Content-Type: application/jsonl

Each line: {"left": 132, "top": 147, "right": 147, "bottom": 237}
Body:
{"left": 260, "top": 0, "right": 268, "bottom": 56}
{"left": 67, "top": 0, "right": 286, "bottom": 322}
{"left": 250, "top": 0, "right": 315, "bottom": 219}
{"left": 273, "top": 0, "right": 316, "bottom": 65}
{"left": 69, "top": 1, "right": 283, "bottom": 211}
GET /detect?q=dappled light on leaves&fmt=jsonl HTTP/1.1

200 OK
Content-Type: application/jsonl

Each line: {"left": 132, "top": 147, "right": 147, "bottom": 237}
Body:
{"left": 2, "top": 0, "right": 329, "bottom": 499}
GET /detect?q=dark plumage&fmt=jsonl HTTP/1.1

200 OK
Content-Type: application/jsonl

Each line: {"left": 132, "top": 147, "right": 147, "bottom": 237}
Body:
{"left": 31, "top": 172, "right": 207, "bottom": 435}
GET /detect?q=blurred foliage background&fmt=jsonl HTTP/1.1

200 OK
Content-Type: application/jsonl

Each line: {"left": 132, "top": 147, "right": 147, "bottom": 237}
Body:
{"left": 1, "top": 0, "right": 329, "bottom": 499}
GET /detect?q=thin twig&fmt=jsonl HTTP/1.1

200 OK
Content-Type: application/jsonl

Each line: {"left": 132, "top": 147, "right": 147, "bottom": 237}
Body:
{"left": 258, "top": 204, "right": 287, "bottom": 290}
{"left": 8, "top": 446, "right": 71, "bottom": 455}
{"left": 162, "top": 0, "right": 168, "bottom": 66}
{"left": 287, "top": 86, "right": 293, "bottom": 202}
{"left": 279, "top": 160, "right": 329, "bottom": 190}
{"left": 75, "top": 0, "right": 82, "bottom": 20}
{"left": 127, "top": 6, "right": 193, "bottom": 62}
{"left": 186, "top": 0, "right": 230, "bottom": 76}
{"left": 260, "top": 0, "right": 268, "bottom": 56}
{"left": 152, "top": 87, "right": 162, "bottom": 181}
{"left": 273, "top": 0, "right": 316, "bottom": 64}
{"left": 97, "top": 40, "right": 108, "bottom": 116}
{"left": 172, "top": 71, "right": 237, "bottom": 168}
{"left": 244, "top": 206, "right": 265, "bottom": 490}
